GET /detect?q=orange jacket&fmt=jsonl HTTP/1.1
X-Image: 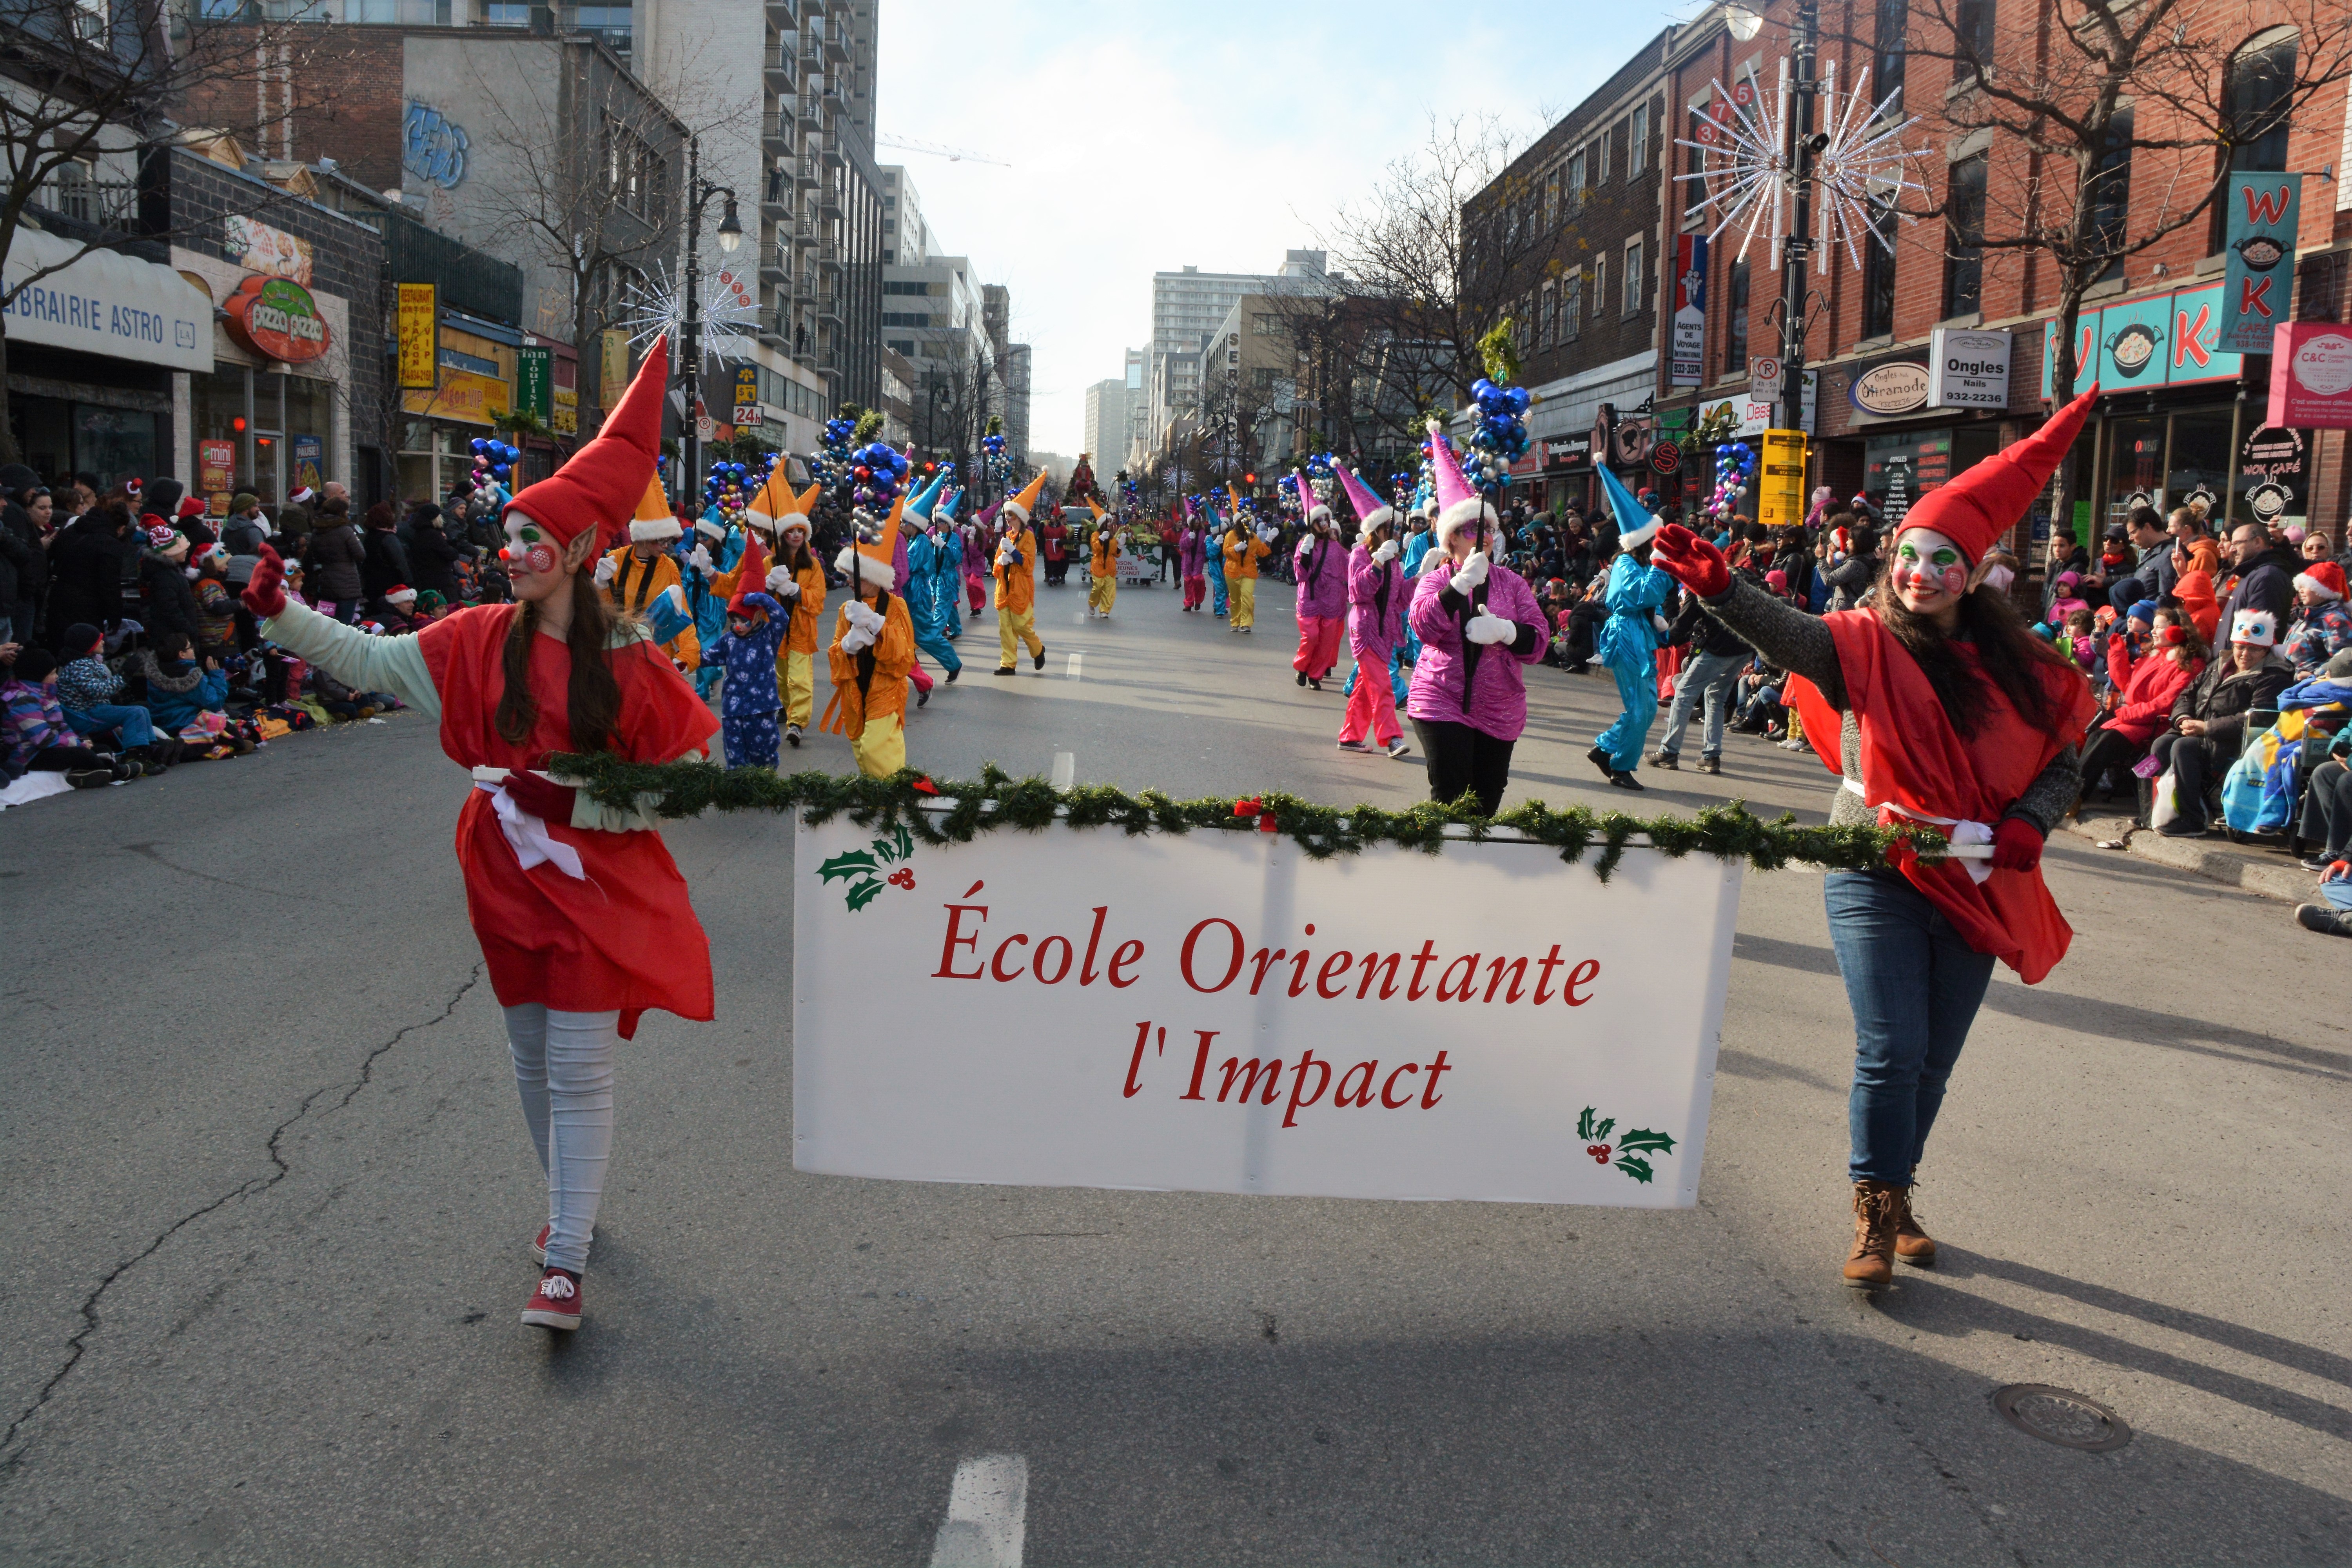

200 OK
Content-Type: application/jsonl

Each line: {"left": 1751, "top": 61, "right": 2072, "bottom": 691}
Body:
{"left": 1223, "top": 528, "right": 1271, "bottom": 580}
{"left": 1090, "top": 531, "right": 1117, "bottom": 575}
{"left": 716, "top": 548, "right": 827, "bottom": 653}
{"left": 993, "top": 527, "right": 1038, "bottom": 614}
{"left": 822, "top": 592, "right": 915, "bottom": 738}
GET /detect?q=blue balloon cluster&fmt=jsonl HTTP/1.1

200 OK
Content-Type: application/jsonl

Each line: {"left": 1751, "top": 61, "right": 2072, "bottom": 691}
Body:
{"left": 1466, "top": 377, "right": 1532, "bottom": 494}
{"left": 702, "top": 460, "right": 756, "bottom": 506}
{"left": 981, "top": 431, "right": 1011, "bottom": 487}
{"left": 850, "top": 441, "right": 908, "bottom": 509}
{"left": 1706, "top": 441, "right": 1756, "bottom": 523}
{"left": 470, "top": 437, "right": 521, "bottom": 483}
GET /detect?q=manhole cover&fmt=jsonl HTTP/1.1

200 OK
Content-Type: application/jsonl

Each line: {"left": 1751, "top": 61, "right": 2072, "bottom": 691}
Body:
{"left": 1991, "top": 1384, "right": 2131, "bottom": 1452}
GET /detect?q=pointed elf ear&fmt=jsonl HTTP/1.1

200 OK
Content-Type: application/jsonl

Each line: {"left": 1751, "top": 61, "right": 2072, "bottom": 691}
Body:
{"left": 561, "top": 526, "right": 601, "bottom": 574}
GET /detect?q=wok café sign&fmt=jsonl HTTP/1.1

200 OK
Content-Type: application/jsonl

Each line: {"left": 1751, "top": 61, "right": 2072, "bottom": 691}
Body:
{"left": 792, "top": 817, "right": 1738, "bottom": 1207}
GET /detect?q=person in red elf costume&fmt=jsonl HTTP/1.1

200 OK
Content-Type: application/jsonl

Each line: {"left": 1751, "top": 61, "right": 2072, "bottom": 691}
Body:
{"left": 237, "top": 338, "right": 718, "bottom": 1333}
{"left": 1651, "top": 387, "right": 2099, "bottom": 1290}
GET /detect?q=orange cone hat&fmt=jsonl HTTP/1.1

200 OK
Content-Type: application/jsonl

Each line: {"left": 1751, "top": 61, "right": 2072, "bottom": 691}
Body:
{"left": 506, "top": 335, "right": 668, "bottom": 550}
{"left": 1894, "top": 385, "right": 2098, "bottom": 563}
{"left": 629, "top": 473, "right": 682, "bottom": 543}
{"left": 1001, "top": 468, "right": 1048, "bottom": 523}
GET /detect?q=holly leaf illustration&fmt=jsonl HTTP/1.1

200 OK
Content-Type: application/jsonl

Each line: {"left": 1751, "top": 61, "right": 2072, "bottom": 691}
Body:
{"left": 1577, "top": 1106, "right": 1597, "bottom": 1140}
{"left": 1592, "top": 1116, "right": 1616, "bottom": 1143}
{"left": 1617, "top": 1129, "right": 1677, "bottom": 1156}
{"left": 843, "top": 877, "right": 887, "bottom": 912}
{"left": 818, "top": 849, "right": 879, "bottom": 883}
{"left": 1614, "top": 1154, "right": 1655, "bottom": 1184}
{"left": 887, "top": 823, "right": 915, "bottom": 862}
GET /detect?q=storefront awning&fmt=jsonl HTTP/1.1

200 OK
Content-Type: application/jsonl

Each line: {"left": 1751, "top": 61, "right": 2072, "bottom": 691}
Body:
{"left": 3, "top": 227, "right": 214, "bottom": 374}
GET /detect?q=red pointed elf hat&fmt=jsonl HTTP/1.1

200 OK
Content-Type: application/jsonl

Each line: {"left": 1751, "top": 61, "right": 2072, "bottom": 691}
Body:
{"left": 1894, "top": 384, "right": 2098, "bottom": 563}
{"left": 505, "top": 335, "right": 668, "bottom": 550}
{"left": 728, "top": 530, "right": 771, "bottom": 617}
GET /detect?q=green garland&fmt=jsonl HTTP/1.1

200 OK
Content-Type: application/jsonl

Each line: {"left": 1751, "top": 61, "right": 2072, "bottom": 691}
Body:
{"left": 547, "top": 756, "right": 1922, "bottom": 881}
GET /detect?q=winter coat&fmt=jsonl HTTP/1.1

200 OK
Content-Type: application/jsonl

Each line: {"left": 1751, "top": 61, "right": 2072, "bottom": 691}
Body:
{"left": 137, "top": 552, "right": 201, "bottom": 639}
{"left": 2283, "top": 599, "right": 2352, "bottom": 678}
{"left": 361, "top": 528, "right": 413, "bottom": 600}
{"left": 405, "top": 521, "right": 463, "bottom": 603}
{"left": 55, "top": 654, "right": 123, "bottom": 711}
{"left": 1178, "top": 527, "right": 1207, "bottom": 576}
{"left": 1406, "top": 559, "right": 1544, "bottom": 741}
{"left": 1295, "top": 535, "right": 1348, "bottom": 620}
{"left": 131, "top": 651, "right": 228, "bottom": 733}
{"left": 2169, "top": 650, "right": 2294, "bottom": 757}
{"left": 2102, "top": 638, "right": 2203, "bottom": 747}
{"left": 1346, "top": 543, "right": 1406, "bottom": 659}
{"left": 3, "top": 677, "right": 74, "bottom": 768}
{"left": 992, "top": 528, "right": 1038, "bottom": 614}
{"left": 45, "top": 517, "right": 129, "bottom": 632}
{"left": 2, "top": 494, "right": 46, "bottom": 609}
{"left": 2173, "top": 570, "right": 2221, "bottom": 646}
{"left": 1824, "top": 551, "right": 1879, "bottom": 612}
{"left": 0, "top": 505, "right": 28, "bottom": 612}
{"left": 193, "top": 575, "right": 239, "bottom": 652}
{"left": 1222, "top": 528, "right": 1271, "bottom": 581}
{"left": 2219, "top": 546, "right": 2299, "bottom": 637}
{"left": 306, "top": 522, "right": 366, "bottom": 603}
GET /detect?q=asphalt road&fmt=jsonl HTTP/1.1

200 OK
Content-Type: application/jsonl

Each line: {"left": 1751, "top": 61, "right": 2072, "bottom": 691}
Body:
{"left": 2, "top": 569, "right": 2345, "bottom": 1566}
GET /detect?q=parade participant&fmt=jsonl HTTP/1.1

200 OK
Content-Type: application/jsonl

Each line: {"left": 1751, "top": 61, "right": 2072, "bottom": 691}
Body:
{"left": 904, "top": 475, "right": 964, "bottom": 682}
{"left": 713, "top": 535, "right": 789, "bottom": 771}
{"left": 1178, "top": 501, "right": 1209, "bottom": 611}
{"left": 1335, "top": 464, "right": 1409, "bottom": 758}
{"left": 1589, "top": 468, "right": 1675, "bottom": 791}
{"left": 1042, "top": 508, "right": 1071, "bottom": 588}
{"left": 237, "top": 338, "right": 719, "bottom": 1332}
{"left": 1086, "top": 500, "right": 1120, "bottom": 619}
{"left": 728, "top": 469, "right": 826, "bottom": 746}
{"left": 1223, "top": 495, "right": 1272, "bottom": 634}
{"left": 1650, "top": 386, "right": 2100, "bottom": 1289}
{"left": 960, "top": 505, "right": 992, "bottom": 620}
{"left": 597, "top": 478, "right": 702, "bottom": 673}
{"left": 991, "top": 472, "right": 1049, "bottom": 673}
{"left": 1405, "top": 422, "right": 1546, "bottom": 813}
{"left": 1204, "top": 497, "right": 1230, "bottom": 618}
{"left": 684, "top": 500, "right": 744, "bottom": 701}
{"left": 1291, "top": 475, "right": 1347, "bottom": 688}
{"left": 823, "top": 502, "right": 918, "bottom": 775}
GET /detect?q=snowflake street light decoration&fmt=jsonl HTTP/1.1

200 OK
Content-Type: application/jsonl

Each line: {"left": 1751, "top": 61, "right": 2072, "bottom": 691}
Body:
{"left": 1674, "top": 60, "right": 1926, "bottom": 272}
{"left": 617, "top": 265, "right": 761, "bottom": 363}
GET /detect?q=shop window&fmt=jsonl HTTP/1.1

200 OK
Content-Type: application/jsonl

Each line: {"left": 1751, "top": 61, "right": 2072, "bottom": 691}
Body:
{"left": 1861, "top": 198, "right": 1897, "bottom": 338}
{"left": 192, "top": 370, "right": 252, "bottom": 499}
{"left": 2086, "top": 107, "right": 2134, "bottom": 281}
{"left": 2211, "top": 29, "right": 2297, "bottom": 249}
{"left": 2166, "top": 412, "right": 2232, "bottom": 516}
{"left": 1951, "top": 0, "right": 1995, "bottom": 82}
{"left": 1941, "top": 154, "right": 1987, "bottom": 318}
{"left": 1724, "top": 259, "right": 1749, "bottom": 375}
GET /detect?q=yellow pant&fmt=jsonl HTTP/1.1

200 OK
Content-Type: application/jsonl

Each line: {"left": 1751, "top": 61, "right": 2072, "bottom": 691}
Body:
{"left": 779, "top": 648, "right": 814, "bottom": 728}
{"left": 998, "top": 605, "right": 1043, "bottom": 668}
{"left": 850, "top": 712, "right": 905, "bottom": 778}
{"left": 1088, "top": 574, "right": 1117, "bottom": 615}
{"left": 1230, "top": 577, "right": 1256, "bottom": 630}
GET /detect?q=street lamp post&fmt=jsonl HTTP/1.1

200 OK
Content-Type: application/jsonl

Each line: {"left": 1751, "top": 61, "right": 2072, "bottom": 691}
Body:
{"left": 679, "top": 134, "right": 743, "bottom": 503}
{"left": 1777, "top": 0, "right": 1820, "bottom": 436}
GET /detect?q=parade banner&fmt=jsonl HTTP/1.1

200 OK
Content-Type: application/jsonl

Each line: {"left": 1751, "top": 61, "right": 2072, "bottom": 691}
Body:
{"left": 792, "top": 816, "right": 1738, "bottom": 1208}
{"left": 2221, "top": 173, "right": 2300, "bottom": 354}
{"left": 1671, "top": 233, "right": 1707, "bottom": 386}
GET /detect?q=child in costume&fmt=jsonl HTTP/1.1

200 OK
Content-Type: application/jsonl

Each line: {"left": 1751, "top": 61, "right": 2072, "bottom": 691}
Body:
{"left": 237, "top": 338, "right": 718, "bottom": 1334}
{"left": 1178, "top": 501, "right": 1209, "bottom": 611}
{"left": 686, "top": 505, "right": 744, "bottom": 701}
{"left": 1335, "top": 465, "right": 1410, "bottom": 757}
{"left": 1652, "top": 387, "right": 2098, "bottom": 1289}
{"left": 726, "top": 471, "right": 827, "bottom": 747}
{"left": 1222, "top": 494, "right": 1272, "bottom": 633}
{"left": 1204, "top": 498, "right": 1230, "bottom": 618}
{"left": 714, "top": 533, "right": 789, "bottom": 770}
{"left": 1086, "top": 500, "right": 1120, "bottom": 619}
{"left": 1290, "top": 476, "right": 1347, "bottom": 687}
{"left": 904, "top": 476, "right": 964, "bottom": 682}
{"left": 595, "top": 477, "right": 701, "bottom": 673}
{"left": 824, "top": 504, "right": 918, "bottom": 775}
{"left": 1588, "top": 466, "right": 1675, "bottom": 791}
{"left": 992, "top": 472, "right": 1049, "bottom": 673}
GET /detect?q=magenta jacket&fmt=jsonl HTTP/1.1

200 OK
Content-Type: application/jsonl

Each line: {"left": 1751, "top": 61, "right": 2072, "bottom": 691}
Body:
{"left": 1406, "top": 560, "right": 1544, "bottom": 740}
{"left": 1178, "top": 526, "right": 1207, "bottom": 577}
{"left": 1347, "top": 544, "right": 1406, "bottom": 659}
{"left": 1296, "top": 535, "right": 1348, "bottom": 620}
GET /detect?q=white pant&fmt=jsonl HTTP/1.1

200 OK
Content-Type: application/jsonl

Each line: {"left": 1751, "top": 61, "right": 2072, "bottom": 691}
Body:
{"left": 503, "top": 1005, "right": 619, "bottom": 1274}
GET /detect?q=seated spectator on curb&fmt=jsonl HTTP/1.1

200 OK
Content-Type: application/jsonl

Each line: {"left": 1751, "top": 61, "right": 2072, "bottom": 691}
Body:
{"left": 2285, "top": 561, "right": 2350, "bottom": 678}
{"left": 132, "top": 631, "right": 250, "bottom": 758}
{"left": 4, "top": 646, "right": 137, "bottom": 785}
{"left": 2149, "top": 609, "right": 2293, "bottom": 837}
{"left": 2077, "top": 606, "right": 2206, "bottom": 809}
{"left": 2288, "top": 648, "right": 2352, "bottom": 874}
{"left": 54, "top": 622, "right": 172, "bottom": 767}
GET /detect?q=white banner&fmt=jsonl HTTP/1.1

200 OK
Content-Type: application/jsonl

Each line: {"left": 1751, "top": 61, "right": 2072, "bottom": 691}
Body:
{"left": 792, "top": 815, "right": 1739, "bottom": 1208}
{"left": 2, "top": 227, "right": 214, "bottom": 372}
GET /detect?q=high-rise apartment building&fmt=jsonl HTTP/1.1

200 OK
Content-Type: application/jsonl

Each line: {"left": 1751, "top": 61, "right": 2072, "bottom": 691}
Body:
{"left": 1145, "top": 250, "right": 1331, "bottom": 456}
{"left": 1083, "top": 379, "right": 1127, "bottom": 476}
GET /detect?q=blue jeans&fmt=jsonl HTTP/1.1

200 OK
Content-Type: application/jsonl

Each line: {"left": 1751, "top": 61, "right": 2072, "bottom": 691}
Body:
{"left": 1823, "top": 870, "right": 1996, "bottom": 1184}
{"left": 65, "top": 704, "right": 155, "bottom": 748}
{"left": 1657, "top": 648, "right": 1745, "bottom": 760}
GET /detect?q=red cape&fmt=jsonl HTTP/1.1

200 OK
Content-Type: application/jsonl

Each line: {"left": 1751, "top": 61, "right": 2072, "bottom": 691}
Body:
{"left": 1789, "top": 612, "right": 2092, "bottom": 984}
{"left": 419, "top": 606, "right": 720, "bottom": 1036}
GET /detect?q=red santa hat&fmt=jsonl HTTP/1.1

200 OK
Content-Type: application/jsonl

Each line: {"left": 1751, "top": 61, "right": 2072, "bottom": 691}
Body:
{"left": 2294, "top": 561, "right": 2346, "bottom": 603}
{"left": 503, "top": 334, "right": 667, "bottom": 551}
{"left": 728, "top": 532, "right": 771, "bottom": 618}
{"left": 385, "top": 583, "right": 417, "bottom": 606}
{"left": 1891, "top": 385, "right": 2098, "bottom": 564}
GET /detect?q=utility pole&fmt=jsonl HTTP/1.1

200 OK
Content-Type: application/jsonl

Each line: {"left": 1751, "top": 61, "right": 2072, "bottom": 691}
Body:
{"left": 679, "top": 135, "right": 743, "bottom": 502}
{"left": 1779, "top": 0, "right": 1819, "bottom": 437}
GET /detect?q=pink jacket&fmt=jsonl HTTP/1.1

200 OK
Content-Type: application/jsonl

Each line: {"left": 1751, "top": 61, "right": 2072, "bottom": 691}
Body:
{"left": 1347, "top": 544, "right": 1406, "bottom": 658}
{"left": 1296, "top": 535, "right": 1348, "bottom": 620}
{"left": 1178, "top": 526, "right": 1207, "bottom": 577}
{"left": 1406, "top": 560, "right": 1544, "bottom": 740}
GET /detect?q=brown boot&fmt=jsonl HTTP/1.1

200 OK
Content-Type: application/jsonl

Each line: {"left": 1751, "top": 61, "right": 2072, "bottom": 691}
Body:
{"left": 1892, "top": 1174, "right": 1937, "bottom": 1267}
{"left": 1843, "top": 1180, "right": 1900, "bottom": 1288}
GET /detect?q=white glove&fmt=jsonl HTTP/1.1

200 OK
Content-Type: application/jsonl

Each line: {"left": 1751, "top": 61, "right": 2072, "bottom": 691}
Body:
{"left": 1652, "top": 612, "right": 1672, "bottom": 639}
{"left": 840, "top": 625, "right": 875, "bottom": 654}
{"left": 846, "top": 600, "right": 885, "bottom": 635}
{"left": 593, "top": 555, "right": 617, "bottom": 587}
{"left": 1466, "top": 613, "right": 1518, "bottom": 646}
{"left": 1450, "top": 551, "right": 1490, "bottom": 596}
{"left": 1259, "top": 523, "right": 1279, "bottom": 544}
{"left": 772, "top": 572, "right": 800, "bottom": 599}
{"left": 688, "top": 544, "right": 715, "bottom": 574}
{"left": 1296, "top": 535, "right": 1314, "bottom": 558}
{"left": 996, "top": 541, "right": 1016, "bottom": 563}
{"left": 1373, "top": 541, "right": 1399, "bottom": 565}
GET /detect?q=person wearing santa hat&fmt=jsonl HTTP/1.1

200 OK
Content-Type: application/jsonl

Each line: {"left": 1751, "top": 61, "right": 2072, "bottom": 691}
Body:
{"left": 2285, "top": 559, "right": 2351, "bottom": 678}
{"left": 1405, "top": 421, "right": 1548, "bottom": 813}
{"left": 824, "top": 498, "right": 918, "bottom": 773}
{"left": 991, "top": 472, "right": 1049, "bottom": 672}
{"left": 1588, "top": 466, "right": 1675, "bottom": 791}
{"left": 596, "top": 477, "right": 701, "bottom": 672}
{"left": 1651, "top": 387, "right": 2100, "bottom": 1290}
{"left": 236, "top": 338, "right": 719, "bottom": 1332}
{"left": 1334, "top": 463, "right": 1410, "bottom": 758}
{"left": 1291, "top": 475, "right": 1347, "bottom": 689}
{"left": 711, "top": 531, "right": 790, "bottom": 770}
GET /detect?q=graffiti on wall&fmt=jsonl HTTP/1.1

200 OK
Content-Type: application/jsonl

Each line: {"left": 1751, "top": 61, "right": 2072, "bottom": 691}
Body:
{"left": 402, "top": 101, "right": 469, "bottom": 190}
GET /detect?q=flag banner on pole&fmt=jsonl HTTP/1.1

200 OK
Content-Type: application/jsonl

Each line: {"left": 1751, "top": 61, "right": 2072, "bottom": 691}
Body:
{"left": 2221, "top": 173, "right": 2301, "bottom": 354}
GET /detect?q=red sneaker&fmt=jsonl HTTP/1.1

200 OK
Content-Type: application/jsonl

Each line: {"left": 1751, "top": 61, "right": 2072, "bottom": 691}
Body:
{"left": 521, "top": 1268, "right": 583, "bottom": 1330}
{"left": 532, "top": 1223, "right": 549, "bottom": 1265}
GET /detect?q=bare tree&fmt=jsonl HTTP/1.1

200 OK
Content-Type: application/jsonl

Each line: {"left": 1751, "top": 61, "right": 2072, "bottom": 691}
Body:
{"left": 0, "top": 0, "right": 313, "bottom": 459}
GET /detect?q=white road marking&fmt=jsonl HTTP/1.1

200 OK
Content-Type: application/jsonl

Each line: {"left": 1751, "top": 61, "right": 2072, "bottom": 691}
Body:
{"left": 1066, "top": 653, "right": 1083, "bottom": 681}
{"left": 1051, "top": 752, "right": 1076, "bottom": 791}
{"left": 928, "top": 1454, "right": 1027, "bottom": 1568}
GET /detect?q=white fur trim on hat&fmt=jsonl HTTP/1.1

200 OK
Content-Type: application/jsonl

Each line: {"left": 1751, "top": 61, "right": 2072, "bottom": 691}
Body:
{"left": 1618, "top": 518, "right": 1661, "bottom": 551}
{"left": 630, "top": 515, "right": 684, "bottom": 543}
{"left": 1000, "top": 497, "right": 1031, "bottom": 521}
{"left": 694, "top": 517, "right": 727, "bottom": 539}
{"left": 834, "top": 543, "right": 896, "bottom": 587}
{"left": 1355, "top": 504, "right": 1396, "bottom": 531}
{"left": 2294, "top": 570, "right": 2342, "bottom": 602}
{"left": 1432, "top": 494, "right": 1499, "bottom": 546}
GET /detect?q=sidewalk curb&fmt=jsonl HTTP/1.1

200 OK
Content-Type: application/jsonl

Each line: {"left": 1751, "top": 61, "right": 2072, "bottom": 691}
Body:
{"left": 2061, "top": 813, "right": 2314, "bottom": 904}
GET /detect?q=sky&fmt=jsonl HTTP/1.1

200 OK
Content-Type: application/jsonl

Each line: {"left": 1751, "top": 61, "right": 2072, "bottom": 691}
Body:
{"left": 874, "top": 0, "right": 1694, "bottom": 459}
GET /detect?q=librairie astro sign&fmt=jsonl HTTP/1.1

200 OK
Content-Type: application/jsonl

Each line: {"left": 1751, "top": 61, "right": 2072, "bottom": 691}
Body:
{"left": 792, "top": 815, "right": 1738, "bottom": 1208}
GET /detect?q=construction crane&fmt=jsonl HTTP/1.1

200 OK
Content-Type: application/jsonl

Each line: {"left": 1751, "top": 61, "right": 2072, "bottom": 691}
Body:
{"left": 876, "top": 133, "right": 1010, "bottom": 167}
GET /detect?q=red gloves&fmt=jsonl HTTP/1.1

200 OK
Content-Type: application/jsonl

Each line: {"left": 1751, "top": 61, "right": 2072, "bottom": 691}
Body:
{"left": 241, "top": 543, "right": 288, "bottom": 620}
{"left": 502, "top": 770, "right": 578, "bottom": 825}
{"left": 1651, "top": 523, "right": 1730, "bottom": 599}
{"left": 1988, "top": 816, "right": 2044, "bottom": 873}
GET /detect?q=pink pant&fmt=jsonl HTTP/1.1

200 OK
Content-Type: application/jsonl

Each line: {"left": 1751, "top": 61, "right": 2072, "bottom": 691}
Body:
{"left": 908, "top": 662, "right": 933, "bottom": 694}
{"left": 1183, "top": 574, "right": 1205, "bottom": 610}
{"left": 1292, "top": 615, "right": 1343, "bottom": 677}
{"left": 965, "top": 577, "right": 985, "bottom": 613}
{"left": 1338, "top": 657, "right": 1402, "bottom": 745}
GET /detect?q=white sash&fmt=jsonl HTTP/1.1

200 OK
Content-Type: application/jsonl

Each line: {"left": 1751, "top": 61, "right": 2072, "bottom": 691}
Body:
{"left": 1843, "top": 775, "right": 1994, "bottom": 883}
{"left": 470, "top": 765, "right": 586, "bottom": 880}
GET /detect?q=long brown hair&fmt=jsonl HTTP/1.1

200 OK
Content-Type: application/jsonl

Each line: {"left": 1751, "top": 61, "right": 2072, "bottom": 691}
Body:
{"left": 495, "top": 566, "right": 624, "bottom": 753}
{"left": 1874, "top": 559, "right": 2079, "bottom": 737}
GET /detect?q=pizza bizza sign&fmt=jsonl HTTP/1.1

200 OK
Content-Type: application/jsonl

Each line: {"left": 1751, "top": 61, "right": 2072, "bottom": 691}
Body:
{"left": 792, "top": 815, "right": 1739, "bottom": 1207}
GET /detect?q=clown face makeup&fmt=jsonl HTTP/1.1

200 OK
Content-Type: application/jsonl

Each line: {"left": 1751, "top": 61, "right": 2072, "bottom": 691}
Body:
{"left": 1891, "top": 526, "right": 1970, "bottom": 613}
{"left": 501, "top": 510, "right": 581, "bottom": 604}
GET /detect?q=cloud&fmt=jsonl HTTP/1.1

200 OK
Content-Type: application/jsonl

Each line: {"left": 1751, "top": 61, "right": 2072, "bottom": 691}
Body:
{"left": 877, "top": 1, "right": 1685, "bottom": 454}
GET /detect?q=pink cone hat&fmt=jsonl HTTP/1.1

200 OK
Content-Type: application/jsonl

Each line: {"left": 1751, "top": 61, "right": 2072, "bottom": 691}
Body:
{"left": 1295, "top": 470, "right": 1331, "bottom": 523}
{"left": 1336, "top": 463, "right": 1394, "bottom": 530}
{"left": 1426, "top": 419, "right": 1497, "bottom": 544}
